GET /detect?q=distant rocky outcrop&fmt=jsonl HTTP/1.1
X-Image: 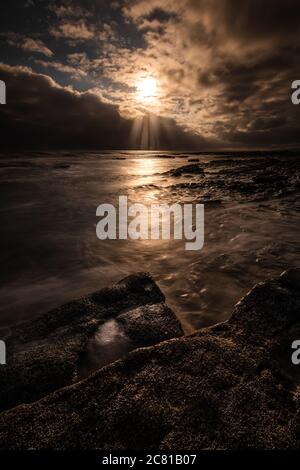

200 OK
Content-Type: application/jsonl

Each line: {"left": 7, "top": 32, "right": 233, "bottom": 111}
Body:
{"left": 166, "top": 163, "right": 204, "bottom": 177}
{"left": 1, "top": 269, "right": 300, "bottom": 449}
{"left": 164, "top": 157, "right": 300, "bottom": 202}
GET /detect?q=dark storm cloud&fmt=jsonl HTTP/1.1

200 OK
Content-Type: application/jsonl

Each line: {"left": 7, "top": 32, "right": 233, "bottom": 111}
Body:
{"left": 0, "top": 64, "right": 208, "bottom": 149}
{"left": 1, "top": 0, "right": 300, "bottom": 148}
{"left": 191, "top": 0, "right": 300, "bottom": 42}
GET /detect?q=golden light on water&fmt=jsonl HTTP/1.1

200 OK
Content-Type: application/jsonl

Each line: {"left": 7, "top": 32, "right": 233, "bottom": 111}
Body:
{"left": 136, "top": 77, "right": 158, "bottom": 102}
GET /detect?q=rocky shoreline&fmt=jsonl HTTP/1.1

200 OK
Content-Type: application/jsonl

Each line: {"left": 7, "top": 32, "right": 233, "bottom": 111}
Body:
{"left": 1, "top": 269, "right": 300, "bottom": 449}
{"left": 162, "top": 155, "right": 300, "bottom": 203}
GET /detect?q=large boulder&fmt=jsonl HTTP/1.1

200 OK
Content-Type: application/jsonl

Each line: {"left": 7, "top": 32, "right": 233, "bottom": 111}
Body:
{"left": 0, "top": 272, "right": 183, "bottom": 412}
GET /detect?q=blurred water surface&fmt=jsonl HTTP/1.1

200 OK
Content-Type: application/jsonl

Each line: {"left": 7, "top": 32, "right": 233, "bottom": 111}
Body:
{"left": 0, "top": 150, "right": 299, "bottom": 331}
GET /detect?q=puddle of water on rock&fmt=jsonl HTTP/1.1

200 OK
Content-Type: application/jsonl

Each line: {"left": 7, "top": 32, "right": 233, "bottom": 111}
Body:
{"left": 78, "top": 319, "right": 133, "bottom": 379}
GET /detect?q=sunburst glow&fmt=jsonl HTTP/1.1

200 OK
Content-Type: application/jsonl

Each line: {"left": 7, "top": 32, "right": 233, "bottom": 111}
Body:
{"left": 136, "top": 77, "right": 158, "bottom": 102}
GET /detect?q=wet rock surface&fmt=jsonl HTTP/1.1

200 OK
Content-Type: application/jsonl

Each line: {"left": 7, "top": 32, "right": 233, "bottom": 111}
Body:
{"left": 164, "top": 156, "right": 300, "bottom": 203}
{"left": 0, "top": 273, "right": 183, "bottom": 412}
{"left": 166, "top": 163, "right": 204, "bottom": 177}
{"left": 1, "top": 268, "right": 300, "bottom": 449}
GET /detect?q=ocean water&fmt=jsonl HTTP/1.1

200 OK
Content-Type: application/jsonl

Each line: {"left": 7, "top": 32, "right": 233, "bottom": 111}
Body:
{"left": 0, "top": 150, "right": 299, "bottom": 331}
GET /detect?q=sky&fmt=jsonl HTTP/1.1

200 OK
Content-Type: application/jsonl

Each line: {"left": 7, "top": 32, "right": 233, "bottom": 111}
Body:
{"left": 0, "top": 0, "right": 300, "bottom": 150}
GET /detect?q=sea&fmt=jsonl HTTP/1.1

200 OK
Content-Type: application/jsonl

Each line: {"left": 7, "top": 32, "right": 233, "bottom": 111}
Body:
{"left": 0, "top": 150, "right": 299, "bottom": 331}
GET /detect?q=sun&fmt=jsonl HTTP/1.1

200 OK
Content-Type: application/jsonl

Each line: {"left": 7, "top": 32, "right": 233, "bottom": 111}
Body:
{"left": 136, "top": 77, "right": 157, "bottom": 102}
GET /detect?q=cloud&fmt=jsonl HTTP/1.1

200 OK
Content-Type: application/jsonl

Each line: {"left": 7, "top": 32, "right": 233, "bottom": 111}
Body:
{"left": 35, "top": 60, "right": 87, "bottom": 80}
{"left": 50, "top": 20, "right": 94, "bottom": 40}
{"left": 48, "top": 3, "right": 91, "bottom": 19}
{"left": 22, "top": 38, "right": 53, "bottom": 57}
{"left": 0, "top": 63, "right": 209, "bottom": 150}
{"left": 112, "top": 0, "right": 300, "bottom": 147}
{"left": 1, "top": 1, "right": 300, "bottom": 148}
{"left": 2, "top": 33, "right": 53, "bottom": 57}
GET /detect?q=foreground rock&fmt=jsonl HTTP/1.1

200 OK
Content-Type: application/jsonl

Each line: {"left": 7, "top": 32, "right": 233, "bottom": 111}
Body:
{"left": 1, "top": 268, "right": 300, "bottom": 449}
{"left": 0, "top": 273, "right": 183, "bottom": 412}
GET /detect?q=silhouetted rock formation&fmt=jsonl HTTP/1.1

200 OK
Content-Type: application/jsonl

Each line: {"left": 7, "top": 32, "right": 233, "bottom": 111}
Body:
{"left": 1, "top": 269, "right": 300, "bottom": 449}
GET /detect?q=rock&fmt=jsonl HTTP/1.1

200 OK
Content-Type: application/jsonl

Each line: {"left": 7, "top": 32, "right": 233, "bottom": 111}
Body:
{"left": 0, "top": 272, "right": 183, "bottom": 413}
{"left": 229, "top": 268, "right": 300, "bottom": 340}
{"left": 166, "top": 163, "right": 204, "bottom": 177}
{"left": 280, "top": 267, "right": 300, "bottom": 290}
{"left": 1, "top": 269, "right": 300, "bottom": 449}
{"left": 206, "top": 159, "right": 238, "bottom": 167}
{"left": 252, "top": 173, "right": 288, "bottom": 185}
{"left": 157, "top": 155, "right": 299, "bottom": 204}
{"left": 199, "top": 198, "right": 222, "bottom": 207}
{"left": 117, "top": 303, "right": 183, "bottom": 348}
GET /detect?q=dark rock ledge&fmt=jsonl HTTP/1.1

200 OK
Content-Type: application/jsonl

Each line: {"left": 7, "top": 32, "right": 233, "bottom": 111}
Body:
{"left": 0, "top": 273, "right": 183, "bottom": 413}
{"left": 1, "top": 269, "right": 300, "bottom": 449}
